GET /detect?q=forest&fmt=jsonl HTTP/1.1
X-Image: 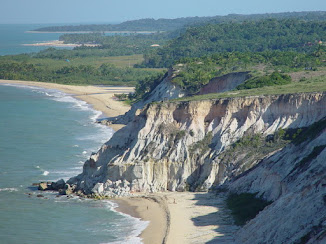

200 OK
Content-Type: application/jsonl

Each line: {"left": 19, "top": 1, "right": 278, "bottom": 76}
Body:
{"left": 140, "top": 19, "right": 326, "bottom": 67}
{"left": 33, "top": 11, "right": 326, "bottom": 32}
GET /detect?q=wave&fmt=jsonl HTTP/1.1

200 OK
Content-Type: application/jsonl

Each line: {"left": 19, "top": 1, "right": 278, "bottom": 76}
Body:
{"left": 1, "top": 83, "right": 142, "bottom": 242}
{"left": 0, "top": 188, "right": 18, "bottom": 192}
{"left": 106, "top": 200, "right": 149, "bottom": 244}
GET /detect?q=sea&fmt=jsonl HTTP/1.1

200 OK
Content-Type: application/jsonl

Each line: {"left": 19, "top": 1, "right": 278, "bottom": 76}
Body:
{"left": 0, "top": 24, "right": 147, "bottom": 243}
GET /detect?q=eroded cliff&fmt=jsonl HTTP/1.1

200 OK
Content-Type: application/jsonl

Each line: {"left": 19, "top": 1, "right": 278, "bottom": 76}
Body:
{"left": 67, "top": 92, "right": 326, "bottom": 198}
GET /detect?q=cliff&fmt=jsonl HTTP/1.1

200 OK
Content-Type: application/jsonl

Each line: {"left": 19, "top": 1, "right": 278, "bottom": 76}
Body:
{"left": 62, "top": 79, "right": 326, "bottom": 243}
{"left": 227, "top": 119, "right": 326, "bottom": 243}
{"left": 67, "top": 92, "right": 326, "bottom": 197}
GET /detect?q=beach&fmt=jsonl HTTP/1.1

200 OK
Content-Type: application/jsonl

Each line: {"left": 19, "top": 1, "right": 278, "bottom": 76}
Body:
{"left": 115, "top": 192, "right": 237, "bottom": 244}
{"left": 22, "top": 40, "right": 100, "bottom": 48}
{"left": 0, "top": 79, "right": 133, "bottom": 131}
{"left": 0, "top": 79, "right": 236, "bottom": 244}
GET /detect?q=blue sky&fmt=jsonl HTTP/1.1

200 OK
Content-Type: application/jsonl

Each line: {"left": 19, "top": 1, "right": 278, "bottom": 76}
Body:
{"left": 1, "top": 0, "right": 326, "bottom": 24}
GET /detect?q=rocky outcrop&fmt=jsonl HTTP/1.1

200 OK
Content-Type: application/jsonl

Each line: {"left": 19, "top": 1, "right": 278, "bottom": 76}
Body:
{"left": 67, "top": 92, "right": 326, "bottom": 198}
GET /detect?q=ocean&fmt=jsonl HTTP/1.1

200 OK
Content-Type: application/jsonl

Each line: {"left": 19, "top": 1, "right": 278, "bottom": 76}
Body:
{"left": 0, "top": 24, "right": 75, "bottom": 56}
{"left": 0, "top": 25, "right": 147, "bottom": 243}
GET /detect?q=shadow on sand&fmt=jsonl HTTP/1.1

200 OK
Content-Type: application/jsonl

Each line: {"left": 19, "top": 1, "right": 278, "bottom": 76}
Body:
{"left": 190, "top": 192, "right": 239, "bottom": 243}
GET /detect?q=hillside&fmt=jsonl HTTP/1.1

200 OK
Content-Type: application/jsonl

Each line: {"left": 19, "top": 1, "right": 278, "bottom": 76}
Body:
{"left": 32, "top": 11, "right": 326, "bottom": 32}
{"left": 142, "top": 19, "right": 326, "bottom": 67}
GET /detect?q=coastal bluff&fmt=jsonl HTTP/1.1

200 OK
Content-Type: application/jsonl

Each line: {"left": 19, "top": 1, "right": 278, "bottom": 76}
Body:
{"left": 60, "top": 70, "right": 326, "bottom": 244}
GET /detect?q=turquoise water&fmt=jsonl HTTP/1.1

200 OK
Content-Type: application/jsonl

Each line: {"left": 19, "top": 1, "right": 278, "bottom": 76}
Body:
{"left": 0, "top": 24, "right": 75, "bottom": 55}
{"left": 0, "top": 24, "right": 134, "bottom": 56}
{"left": 0, "top": 84, "right": 146, "bottom": 243}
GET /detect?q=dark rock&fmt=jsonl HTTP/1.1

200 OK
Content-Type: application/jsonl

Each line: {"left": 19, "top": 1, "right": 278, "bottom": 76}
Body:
{"left": 37, "top": 194, "right": 44, "bottom": 198}
{"left": 51, "top": 179, "right": 65, "bottom": 191}
{"left": 59, "top": 184, "right": 74, "bottom": 195}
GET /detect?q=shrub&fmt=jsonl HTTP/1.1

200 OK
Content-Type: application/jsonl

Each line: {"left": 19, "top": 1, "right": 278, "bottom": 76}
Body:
{"left": 226, "top": 193, "right": 272, "bottom": 226}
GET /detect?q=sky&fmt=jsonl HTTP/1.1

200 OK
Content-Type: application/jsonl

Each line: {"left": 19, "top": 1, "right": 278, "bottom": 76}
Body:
{"left": 1, "top": 0, "right": 326, "bottom": 24}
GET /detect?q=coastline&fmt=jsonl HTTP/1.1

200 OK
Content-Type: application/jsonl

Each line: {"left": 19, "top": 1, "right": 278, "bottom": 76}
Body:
{"left": 0, "top": 79, "right": 236, "bottom": 244}
{"left": 26, "top": 30, "right": 158, "bottom": 34}
{"left": 114, "top": 194, "right": 169, "bottom": 243}
{"left": 0, "top": 79, "right": 133, "bottom": 131}
{"left": 22, "top": 40, "right": 100, "bottom": 48}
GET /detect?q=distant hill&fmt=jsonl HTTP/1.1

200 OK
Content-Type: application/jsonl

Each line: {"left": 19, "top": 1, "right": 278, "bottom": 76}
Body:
{"left": 32, "top": 11, "right": 326, "bottom": 32}
{"left": 140, "top": 18, "right": 326, "bottom": 68}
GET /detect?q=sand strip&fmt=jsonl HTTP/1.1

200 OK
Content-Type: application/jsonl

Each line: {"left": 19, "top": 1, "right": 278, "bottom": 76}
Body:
{"left": 114, "top": 194, "right": 169, "bottom": 244}
{"left": 22, "top": 40, "right": 100, "bottom": 47}
{"left": 0, "top": 79, "right": 134, "bottom": 131}
{"left": 115, "top": 192, "right": 238, "bottom": 244}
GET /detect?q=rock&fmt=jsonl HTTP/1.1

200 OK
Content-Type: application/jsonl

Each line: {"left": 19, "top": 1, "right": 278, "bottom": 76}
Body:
{"left": 38, "top": 182, "right": 51, "bottom": 191}
{"left": 59, "top": 184, "right": 74, "bottom": 195}
{"left": 92, "top": 183, "right": 104, "bottom": 195}
{"left": 51, "top": 179, "right": 65, "bottom": 191}
{"left": 36, "top": 194, "right": 44, "bottom": 198}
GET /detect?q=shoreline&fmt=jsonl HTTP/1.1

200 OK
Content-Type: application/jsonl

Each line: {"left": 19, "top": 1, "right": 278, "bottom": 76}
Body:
{"left": 0, "top": 79, "right": 237, "bottom": 243}
{"left": 22, "top": 40, "right": 100, "bottom": 48}
{"left": 114, "top": 194, "right": 169, "bottom": 243}
{"left": 0, "top": 79, "right": 133, "bottom": 131}
{"left": 26, "top": 30, "right": 158, "bottom": 34}
{"left": 114, "top": 192, "right": 238, "bottom": 244}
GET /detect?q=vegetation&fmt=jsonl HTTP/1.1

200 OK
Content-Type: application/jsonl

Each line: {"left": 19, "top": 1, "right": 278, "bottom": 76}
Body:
{"left": 226, "top": 193, "right": 272, "bottom": 226}
{"left": 33, "top": 11, "right": 326, "bottom": 32}
{"left": 128, "top": 72, "right": 166, "bottom": 102}
{"left": 237, "top": 72, "right": 292, "bottom": 90}
{"left": 172, "top": 62, "right": 218, "bottom": 94}
{"left": 56, "top": 32, "right": 171, "bottom": 57}
{"left": 189, "top": 132, "right": 213, "bottom": 156}
{"left": 173, "top": 79, "right": 326, "bottom": 102}
{"left": 142, "top": 19, "right": 326, "bottom": 67}
{"left": 292, "top": 118, "right": 326, "bottom": 145}
{"left": 0, "top": 54, "right": 162, "bottom": 85}
{"left": 146, "top": 48, "right": 326, "bottom": 96}
{"left": 32, "top": 17, "right": 214, "bottom": 32}
{"left": 296, "top": 145, "right": 326, "bottom": 169}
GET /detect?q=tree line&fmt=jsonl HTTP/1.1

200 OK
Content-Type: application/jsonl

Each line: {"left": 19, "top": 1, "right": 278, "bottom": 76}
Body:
{"left": 140, "top": 19, "right": 326, "bottom": 68}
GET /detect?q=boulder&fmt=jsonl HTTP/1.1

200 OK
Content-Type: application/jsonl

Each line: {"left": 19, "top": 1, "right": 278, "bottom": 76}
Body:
{"left": 38, "top": 182, "right": 51, "bottom": 191}
{"left": 59, "top": 184, "right": 74, "bottom": 195}
{"left": 51, "top": 179, "right": 65, "bottom": 191}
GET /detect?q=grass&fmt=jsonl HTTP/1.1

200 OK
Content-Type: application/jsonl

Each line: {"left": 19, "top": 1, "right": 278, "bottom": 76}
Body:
{"left": 18, "top": 54, "right": 144, "bottom": 69}
{"left": 0, "top": 54, "right": 163, "bottom": 86}
{"left": 172, "top": 79, "right": 326, "bottom": 102}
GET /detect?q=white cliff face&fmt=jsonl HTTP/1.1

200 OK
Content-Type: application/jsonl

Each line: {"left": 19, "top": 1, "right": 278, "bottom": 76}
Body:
{"left": 68, "top": 92, "right": 326, "bottom": 197}
{"left": 227, "top": 127, "right": 326, "bottom": 244}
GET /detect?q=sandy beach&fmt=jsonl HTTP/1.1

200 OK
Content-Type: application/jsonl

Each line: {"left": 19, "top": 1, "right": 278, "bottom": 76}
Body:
{"left": 0, "top": 79, "right": 237, "bottom": 243}
{"left": 22, "top": 40, "right": 100, "bottom": 48}
{"left": 115, "top": 192, "right": 237, "bottom": 244}
{"left": 0, "top": 79, "right": 133, "bottom": 131}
